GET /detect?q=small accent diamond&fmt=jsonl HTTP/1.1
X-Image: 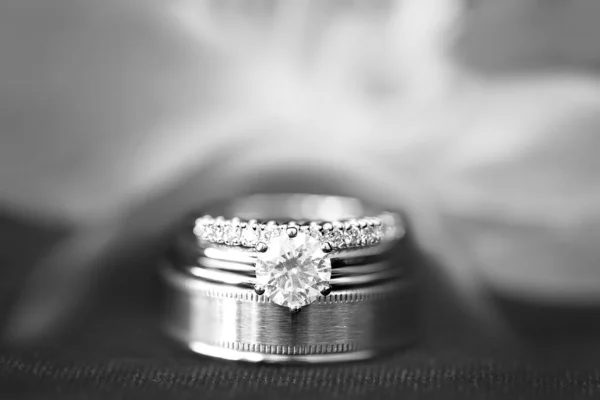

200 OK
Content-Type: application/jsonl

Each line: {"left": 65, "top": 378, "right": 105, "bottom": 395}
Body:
{"left": 344, "top": 226, "right": 361, "bottom": 247}
{"left": 325, "top": 228, "right": 344, "bottom": 249}
{"left": 372, "top": 225, "right": 383, "bottom": 242}
{"left": 223, "top": 223, "right": 241, "bottom": 244}
{"left": 300, "top": 225, "right": 323, "bottom": 241}
{"left": 362, "top": 226, "right": 376, "bottom": 244}
{"left": 212, "top": 223, "right": 224, "bottom": 242}
{"left": 193, "top": 218, "right": 210, "bottom": 240}
{"left": 241, "top": 227, "right": 259, "bottom": 247}
{"left": 260, "top": 224, "right": 283, "bottom": 242}
{"left": 308, "top": 224, "right": 323, "bottom": 241}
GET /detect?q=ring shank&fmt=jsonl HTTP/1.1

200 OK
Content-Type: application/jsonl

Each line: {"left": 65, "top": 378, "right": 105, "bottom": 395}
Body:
{"left": 223, "top": 194, "right": 372, "bottom": 221}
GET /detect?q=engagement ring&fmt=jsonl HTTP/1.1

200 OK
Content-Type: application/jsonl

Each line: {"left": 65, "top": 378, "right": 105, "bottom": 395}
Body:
{"left": 162, "top": 194, "right": 418, "bottom": 363}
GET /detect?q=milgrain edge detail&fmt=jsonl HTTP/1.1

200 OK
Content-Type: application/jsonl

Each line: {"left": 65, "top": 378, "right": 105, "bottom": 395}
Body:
{"left": 201, "top": 288, "right": 402, "bottom": 303}
{"left": 216, "top": 340, "right": 359, "bottom": 355}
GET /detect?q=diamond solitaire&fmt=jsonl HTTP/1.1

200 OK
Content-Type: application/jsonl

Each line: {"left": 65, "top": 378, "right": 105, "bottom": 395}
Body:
{"left": 254, "top": 228, "right": 332, "bottom": 312}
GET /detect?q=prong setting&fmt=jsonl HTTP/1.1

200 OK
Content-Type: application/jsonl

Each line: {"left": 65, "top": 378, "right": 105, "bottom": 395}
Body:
{"left": 254, "top": 285, "right": 265, "bottom": 296}
{"left": 255, "top": 242, "right": 268, "bottom": 253}
{"left": 290, "top": 306, "right": 302, "bottom": 314}
{"left": 286, "top": 227, "right": 298, "bottom": 238}
{"left": 320, "top": 283, "right": 332, "bottom": 296}
{"left": 321, "top": 242, "right": 333, "bottom": 253}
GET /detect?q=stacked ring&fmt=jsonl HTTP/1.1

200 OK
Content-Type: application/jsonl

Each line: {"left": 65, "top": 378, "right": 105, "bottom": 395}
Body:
{"left": 162, "top": 194, "right": 419, "bottom": 363}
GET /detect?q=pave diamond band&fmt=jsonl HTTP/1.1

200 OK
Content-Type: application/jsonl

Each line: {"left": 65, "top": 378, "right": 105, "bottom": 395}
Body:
{"left": 193, "top": 213, "right": 402, "bottom": 250}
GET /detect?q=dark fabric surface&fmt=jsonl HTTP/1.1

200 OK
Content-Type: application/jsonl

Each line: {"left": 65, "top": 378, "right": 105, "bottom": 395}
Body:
{"left": 1, "top": 214, "right": 600, "bottom": 399}
{"left": 3, "top": 350, "right": 600, "bottom": 400}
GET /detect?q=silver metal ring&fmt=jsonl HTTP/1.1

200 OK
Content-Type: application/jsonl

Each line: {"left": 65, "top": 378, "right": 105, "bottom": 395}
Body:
{"left": 193, "top": 257, "right": 396, "bottom": 277}
{"left": 163, "top": 193, "right": 417, "bottom": 363}
{"left": 161, "top": 263, "right": 419, "bottom": 363}
{"left": 178, "top": 262, "right": 405, "bottom": 288}
{"left": 192, "top": 194, "right": 405, "bottom": 252}
{"left": 176, "top": 194, "right": 407, "bottom": 312}
{"left": 173, "top": 236, "right": 402, "bottom": 276}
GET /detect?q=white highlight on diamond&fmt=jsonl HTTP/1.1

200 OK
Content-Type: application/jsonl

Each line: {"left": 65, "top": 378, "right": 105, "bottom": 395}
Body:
{"left": 241, "top": 227, "right": 259, "bottom": 246}
{"left": 223, "top": 224, "right": 241, "bottom": 244}
{"left": 255, "top": 232, "right": 331, "bottom": 310}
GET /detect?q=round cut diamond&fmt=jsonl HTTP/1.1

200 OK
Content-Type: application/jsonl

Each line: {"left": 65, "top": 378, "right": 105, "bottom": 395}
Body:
{"left": 372, "top": 225, "right": 383, "bottom": 241}
{"left": 241, "top": 227, "right": 259, "bottom": 247}
{"left": 255, "top": 232, "right": 331, "bottom": 310}
{"left": 325, "top": 229, "right": 344, "bottom": 248}
{"left": 211, "top": 224, "right": 224, "bottom": 242}
{"left": 260, "top": 224, "right": 283, "bottom": 242}
{"left": 344, "top": 226, "right": 361, "bottom": 247}
{"left": 223, "top": 224, "right": 241, "bottom": 244}
{"left": 362, "top": 226, "right": 375, "bottom": 244}
{"left": 193, "top": 219, "right": 210, "bottom": 240}
{"left": 302, "top": 225, "right": 323, "bottom": 241}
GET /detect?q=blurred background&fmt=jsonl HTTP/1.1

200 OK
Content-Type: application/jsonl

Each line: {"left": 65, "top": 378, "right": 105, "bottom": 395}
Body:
{"left": 1, "top": 0, "right": 600, "bottom": 398}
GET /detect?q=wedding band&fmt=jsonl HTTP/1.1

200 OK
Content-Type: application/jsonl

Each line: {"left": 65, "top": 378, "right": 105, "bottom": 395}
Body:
{"left": 193, "top": 194, "right": 404, "bottom": 252}
{"left": 172, "top": 260, "right": 404, "bottom": 288}
{"left": 161, "top": 262, "right": 419, "bottom": 363}
{"left": 172, "top": 228, "right": 406, "bottom": 283}
{"left": 162, "top": 194, "right": 418, "bottom": 362}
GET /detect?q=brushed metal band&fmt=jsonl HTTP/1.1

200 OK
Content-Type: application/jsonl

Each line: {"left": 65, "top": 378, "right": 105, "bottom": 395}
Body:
{"left": 161, "top": 263, "right": 419, "bottom": 363}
